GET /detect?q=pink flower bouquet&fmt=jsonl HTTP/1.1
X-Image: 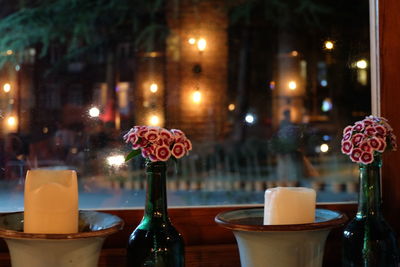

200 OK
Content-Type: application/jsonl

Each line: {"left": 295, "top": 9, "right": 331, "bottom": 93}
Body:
{"left": 341, "top": 115, "right": 397, "bottom": 164}
{"left": 124, "top": 126, "right": 192, "bottom": 162}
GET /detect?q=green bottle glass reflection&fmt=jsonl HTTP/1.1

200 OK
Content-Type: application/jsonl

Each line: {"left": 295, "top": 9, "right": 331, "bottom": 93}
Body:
{"left": 343, "top": 157, "right": 399, "bottom": 266}
{"left": 127, "top": 161, "right": 184, "bottom": 267}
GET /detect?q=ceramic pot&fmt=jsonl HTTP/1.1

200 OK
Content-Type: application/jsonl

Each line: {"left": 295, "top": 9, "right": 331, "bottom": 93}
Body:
{"left": 0, "top": 211, "right": 123, "bottom": 267}
{"left": 215, "top": 208, "right": 347, "bottom": 267}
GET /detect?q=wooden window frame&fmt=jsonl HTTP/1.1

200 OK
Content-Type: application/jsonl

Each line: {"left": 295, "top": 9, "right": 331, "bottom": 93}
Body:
{"left": 0, "top": 0, "right": 399, "bottom": 266}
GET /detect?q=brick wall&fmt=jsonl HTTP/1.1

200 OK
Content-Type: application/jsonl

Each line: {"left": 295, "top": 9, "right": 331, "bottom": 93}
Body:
{"left": 165, "top": 0, "right": 228, "bottom": 142}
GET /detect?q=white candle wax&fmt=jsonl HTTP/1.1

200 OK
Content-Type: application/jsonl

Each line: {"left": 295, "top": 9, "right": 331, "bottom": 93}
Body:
{"left": 264, "top": 187, "right": 316, "bottom": 225}
{"left": 24, "top": 170, "right": 78, "bottom": 234}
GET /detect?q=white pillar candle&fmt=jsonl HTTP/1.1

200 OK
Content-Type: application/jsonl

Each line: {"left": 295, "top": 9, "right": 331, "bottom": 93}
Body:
{"left": 264, "top": 187, "right": 316, "bottom": 225}
{"left": 24, "top": 170, "right": 78, "bottom": 234}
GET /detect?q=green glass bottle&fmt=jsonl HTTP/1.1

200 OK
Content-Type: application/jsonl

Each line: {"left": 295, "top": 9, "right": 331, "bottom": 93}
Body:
{"left": 343, "top": 157, "right": 399, "bottom": 266}
{"left": 127, "top": 161, "right": 185, "bottom": 267}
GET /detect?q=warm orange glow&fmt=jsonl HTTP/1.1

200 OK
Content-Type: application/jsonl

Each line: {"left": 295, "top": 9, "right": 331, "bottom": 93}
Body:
{"left": 356, "top": 59, "right": 368, "bottom": 69}
{"left": 228, "top": 103, "right": 235, "bottom": 111}
{"left": 197, "top": 38, "right": 207, "bottom": 52}
{"left": 3, "top": 83, "right": 11, "bottom": 93}
{"left": 149, "top": 115, "right": 160, "bottom": 126}
{"left": 288, "top": 81, "right": 297, "bottom": 90}
{"left": 192, "top": 91, "right": 202, "bottom": 103}
{"left": 188, "top": 38, "right": 196, "bottom": 45}
{"left": 6, "top": 116, "right": 17, "bottom": 128}
{"left": 324, "top": 41, "right": 334, "bottom": 50}
{"left": 291, "top": 51, "right": 298, "bottom": 56}
{"left": 150, "top": 83, "right": 158, "bottom": 93}
{"left": 6, "top": 50, "right": 13, "bottom": 55}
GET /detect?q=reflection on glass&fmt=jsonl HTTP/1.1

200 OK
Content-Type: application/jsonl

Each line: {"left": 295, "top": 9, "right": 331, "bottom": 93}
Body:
{"left": 0, "top": 0, "right": 371, "bottom": 210}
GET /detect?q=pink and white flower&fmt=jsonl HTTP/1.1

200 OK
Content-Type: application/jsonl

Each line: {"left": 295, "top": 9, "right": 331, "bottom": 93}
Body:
{"left": 376, "top": 138, "right": 387, "bottom": 152}
{"left": 343, "top": 126, "right": 353, "bottom": 135}
{"left": 374, "top": 125, "right": 387, "bottom": 136}
{"left": 171, "top": 143, "right": 186, "bottom": 159}
{"left": 350, "top": 148, "right": 363, "bottom": 163}
{"left": 155, "top": 145, "right": 171, "bottom": 161}
{"left": 360, "top": 151, "right": 374, "bottom": 164}
{"left": 171, "top": 129, "right": 185, "bottom": 139}
{"left": 341, "top": 141, "right": 353, "bottom": 155}
{"left": 124, "top": 130, "right": 138, "bottom": 144}
{"left": 145, "top": 131, "right": 160, "bottom": 143}
{"left": 351, "top": 133, "right": 364, "bottom": 146}
{"left": 183, "top": 139, "right": 193, "bottom": 151}
{"left": 364, "top": 126, "right": 377, "bottom": 136}
{"left": 362, "top": 118, "right": 374, "bottom": 126}
{"left": 368, "top": 137, "right": 380, "bottom": 150}
{"left": 360, "top": 141, "right": 372, "bottom": 152}
{"left": 341, "top": 115, "right": 397, "bottom": 164}
{"left": 353, "top": 122, "right": 365, "bottom": 132}
{"left": 160, "top": 129, "right": 173, "bottom": 142}
{"left": 124, "top": 126, "right": 192, "bottom": 162}
{"left": 342, "top": 132, "right": 352, "bottom": 142}
{"left": 136, "top": 127, "right": 148, "bottom": 137}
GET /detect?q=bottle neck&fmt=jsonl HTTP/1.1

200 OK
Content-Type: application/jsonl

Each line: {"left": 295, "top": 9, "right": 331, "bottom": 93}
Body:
{"left": 357, "top": 157, "right": 382, "bottom": 218}
{"left": 143, "top": 161, "right": 169, "bottom": 222}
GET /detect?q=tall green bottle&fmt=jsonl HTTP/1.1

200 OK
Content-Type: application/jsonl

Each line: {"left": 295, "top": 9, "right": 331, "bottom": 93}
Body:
{"left": 127, "top": 161, "right": 185, "bottom": 267}
{"left": 343, "top": 157, "right": 399, "bottom": 266}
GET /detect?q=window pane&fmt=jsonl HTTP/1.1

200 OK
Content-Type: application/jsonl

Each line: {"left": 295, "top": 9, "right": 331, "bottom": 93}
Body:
{"left": 0, "top": 0, "right": 370, "bottom": 211}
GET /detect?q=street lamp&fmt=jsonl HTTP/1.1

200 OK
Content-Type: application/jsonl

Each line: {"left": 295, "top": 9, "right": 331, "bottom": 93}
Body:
{"left": 106, "top": 154, "right": 125, "bottom": 168}
{"left": 197, "top": 38, "right": 207, "bottom": 52}
{"left": 188, "top": 38, "right": 196, "bottom": 45}
{"left": 288, "top": 81, "right": 297, "bottom": 90}
{"left": 356, "top": 59, "right": 368, "bottom": 69}
{"left": 149, "top": 115, "right": 160, "bottom": 126}
{"left": 89, "top": 107, "right": 100, "bottom": 118}
{"left": 192, "top": 90, "right": 201, "bottom": 103}
{"left": 3, "top": 83, "right": 11, "bottom": 93}
{"left": 324, "top": 41, "right": 334, "bottom": 50}
{"left": 149, "top": 83, "right": 158, "bottom": 93}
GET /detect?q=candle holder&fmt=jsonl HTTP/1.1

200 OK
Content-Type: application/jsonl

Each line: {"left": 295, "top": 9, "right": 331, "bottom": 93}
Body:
{"left": 0, "top": 211, "right": 123, "bottom": 267}
{"left": 215, "top": 208, "right": 347, "bottom": 267}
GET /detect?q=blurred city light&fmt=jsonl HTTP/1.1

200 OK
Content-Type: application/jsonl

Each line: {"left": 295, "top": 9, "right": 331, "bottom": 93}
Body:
{"left": 320, "top": 80, "right": 328, "bottom": 87}
{"left": 288, "top": 81, "right": 297, "bottom": 90}
{"left": 3, "top": 83, "right": 11, "bottom": 93}
{"left": 6, "top": 50, "right": 13, "bottom": 55}
{"left": 324, "top": 41, "right": 334, "bottom": 50}
{"left": 356, "top": 59, "right": 368, "bottom": 69}
{"left": 89, "top": 107, "right": 100, "bottom": 118}
{"left": 228, "top": 103, "right": 235, "bottom": 111}
{"left": 269, "top": 81, "right": 276, "bottom": 90}
{"left": 149, "top": 115, "right": 160, "bottom": 126}
{"left": 188, "top": 38, "right": 196, "bottom": 45}
{"left": 106, "top": 154, "right": 125, "bottom": 168}
{"left": 6, "top": 116, "right": 16, "bottom": 127}
{"left": 320, "top": 143, "right": 329, "bottom": 153}
{"left": 323, "top": 135, "right": 331, "bottom": 141}
{"left": 245, "top": 113, "right": 255, "bottom": 124}
{"left": 192, "top": 90, "right": 201, "bottom": 103}
{"left": 197, "top": 38, "right": 207, "bottom": 52}
{"left": 321, "top": 98, "right": 333, "bottom": 112}
{"left": 150, "top": 83, "right": 158, "bottom": 93}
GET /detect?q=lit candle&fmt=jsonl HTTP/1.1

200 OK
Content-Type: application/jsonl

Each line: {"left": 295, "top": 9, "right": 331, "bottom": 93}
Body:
{"left": 264, "top": 187, "right": 316, "bottom": 225}
{"left": 24, "top": 170, "right": 78, "bottom": 234}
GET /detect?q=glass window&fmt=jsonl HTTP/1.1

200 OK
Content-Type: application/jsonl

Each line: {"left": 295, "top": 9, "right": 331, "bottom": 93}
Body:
{"left": 0, "top": 0, "right": 371, "bottom": 211}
